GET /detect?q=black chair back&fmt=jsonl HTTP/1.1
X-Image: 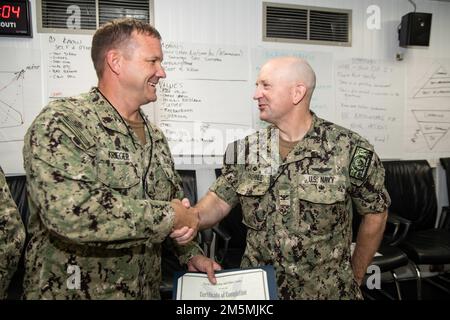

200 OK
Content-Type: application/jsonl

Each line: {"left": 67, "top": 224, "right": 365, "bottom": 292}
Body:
{"left": 178, "top": 170, "right": 198, "bottom": 204}
{"left": 5, "top": 175, "right": 29, "bottom": 227}
{"left": 439, "top": 158, "right": 450, "bottom": 230}
{"left": 383, "top": 160, "right": 437, "bottom": 231}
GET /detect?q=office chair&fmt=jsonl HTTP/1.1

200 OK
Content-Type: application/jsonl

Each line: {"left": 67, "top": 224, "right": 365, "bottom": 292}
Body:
{"left": 439, "top": 158, "right": 450, "bottom": 231}
{"left": 382, "top": 160, "right": 450, "bottom": 299}
{"left": 352, "top": 205, "right": 411, "bottom": 300}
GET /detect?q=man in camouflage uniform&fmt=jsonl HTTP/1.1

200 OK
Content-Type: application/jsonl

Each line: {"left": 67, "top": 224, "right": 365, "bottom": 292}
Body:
{"left": 22, "top": 18, "right": 220, "bottom": 299}
{"left": 0, "top": 166, "right": 26, "bottom": 299}
{"left": 172, "top": 57, "right": 390, "bottom": 299}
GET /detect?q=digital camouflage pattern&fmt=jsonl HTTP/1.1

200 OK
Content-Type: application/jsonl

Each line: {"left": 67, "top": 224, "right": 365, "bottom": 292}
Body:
{"left": 22, "top": 88, "right": 201, "bottom": 299}
{"left": 0, "top": 166, "right": 26, "bottom": 299}
{"left": 210, "top": 113, "right": 391, "bottom": 300}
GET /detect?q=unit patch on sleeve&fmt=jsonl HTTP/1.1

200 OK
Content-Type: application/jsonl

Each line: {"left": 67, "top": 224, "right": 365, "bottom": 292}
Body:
{"left": 349, "top": 146, "right": 373, "bottom": 181}
{"left": 60, "top": 114, "right": 94, "bottom": 150}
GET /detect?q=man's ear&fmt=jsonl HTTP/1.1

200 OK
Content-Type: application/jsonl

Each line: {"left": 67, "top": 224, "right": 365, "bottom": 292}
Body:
{"left": 293, "top": 83, "right": 307, "bottom": 105}
{"left": 105, "top": 49, "right": 122, "bottom": 75}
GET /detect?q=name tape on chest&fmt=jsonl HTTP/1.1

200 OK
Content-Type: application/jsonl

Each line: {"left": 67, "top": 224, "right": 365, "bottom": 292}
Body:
{"left": 108, "top": 150, "right": 130, "bottom": 161}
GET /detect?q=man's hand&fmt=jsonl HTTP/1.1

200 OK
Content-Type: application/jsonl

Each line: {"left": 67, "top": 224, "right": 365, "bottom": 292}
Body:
{"left": 188, "top": 255, "right": 222, "bottom": 285}
{"left": 170, "top": 198, "right": 198, "bottom": 244}
{"left": 170, "top": 227, "right": 197, "bottom": 244}
{"left": 171, "top": 192, "right": 233, "bottom": 245}
{"left": 171, "top": 199, "right": 199, "bottom": 232}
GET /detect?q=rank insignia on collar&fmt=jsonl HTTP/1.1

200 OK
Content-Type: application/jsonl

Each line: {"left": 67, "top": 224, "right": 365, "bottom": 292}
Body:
{"left": 349, "top": 146, "right": 373, "bottom": 181}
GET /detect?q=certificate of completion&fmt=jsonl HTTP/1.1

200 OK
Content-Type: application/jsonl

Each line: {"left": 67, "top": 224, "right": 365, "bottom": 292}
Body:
{"left": 174, "top": 266, "right": 277, "bottom": 300}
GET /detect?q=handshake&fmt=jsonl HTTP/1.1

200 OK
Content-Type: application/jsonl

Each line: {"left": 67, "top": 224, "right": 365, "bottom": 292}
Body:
{"left": 170, "top": 198, "right": 199, "bottom": 245}
{"left": 170, "top": 198, "right": 222, "bottom": 284}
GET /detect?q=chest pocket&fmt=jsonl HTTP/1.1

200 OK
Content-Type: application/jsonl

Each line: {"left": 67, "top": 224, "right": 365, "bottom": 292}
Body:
{"left": 147, "top": 153, "right": 181, "bottom": 201}
{"left": 96, "top": 148, "right": 140, "bottom": 189}
{"left": 236, "top": 173, "right": 272, "bottom": 231}
{"left": 293, "top": 174, "right": 348, "bottom": 236}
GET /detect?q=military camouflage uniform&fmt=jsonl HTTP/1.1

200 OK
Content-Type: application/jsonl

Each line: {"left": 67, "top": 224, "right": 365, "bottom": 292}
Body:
{"left": 0, "top": 167, "right": 26, "bottom": 299}
{"left": 22, "top": 88, "right": 201, "bottom": 299}
{"left": 210, "top": 113, "right": 390, "bottom": 300}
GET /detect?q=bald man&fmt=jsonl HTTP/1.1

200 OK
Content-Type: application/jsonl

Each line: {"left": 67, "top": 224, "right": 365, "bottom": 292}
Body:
{"left": 172, "top": 56, "right": 390, "bottom": 299}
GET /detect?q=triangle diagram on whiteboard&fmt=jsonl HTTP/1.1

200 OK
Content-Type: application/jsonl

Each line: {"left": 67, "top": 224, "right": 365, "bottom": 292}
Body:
{"left": 414, "top": 66, "right": 450, "bottom": 98}
{"left": 412, "top": 109, "right": 450, "bottom": 149}
{"left": 0, "top": 70, "right": 24, "bottom": 129}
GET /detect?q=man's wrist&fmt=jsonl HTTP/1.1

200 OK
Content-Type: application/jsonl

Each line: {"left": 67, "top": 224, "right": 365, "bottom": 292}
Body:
{"left": 196, "top": 206, "right": 205, "bottom": 230}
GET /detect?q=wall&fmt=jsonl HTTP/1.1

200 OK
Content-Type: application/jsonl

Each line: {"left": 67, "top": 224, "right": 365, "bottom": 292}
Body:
{"left": 0, "top": 0, "right": 449, "bottom": 212}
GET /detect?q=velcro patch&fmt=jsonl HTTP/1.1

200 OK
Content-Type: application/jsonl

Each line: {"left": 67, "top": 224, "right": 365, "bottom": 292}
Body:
{"left": 277, "top": 186, "right": 291, "bottom": 215}
{"left": 349, "top": 146, "right": 373, "bottom": 181}
{"left": 300, "top": 174, "right": 339, "bottom": 184}
{"left": 279, "top": 189, "right": 291, "bottom": 206}
{"left": 108, "top": 150, "right": 130, "bottom": 161}
{"left": 60, "top": 115, "right": 93, "bottom": 149}
{"left": 310, "top": 167, "right": 332, "bottom": 173}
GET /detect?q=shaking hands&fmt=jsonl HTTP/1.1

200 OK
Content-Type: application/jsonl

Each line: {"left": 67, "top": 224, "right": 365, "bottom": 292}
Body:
{"left": 170, "top": 198, "right": 199, "bottom": 245}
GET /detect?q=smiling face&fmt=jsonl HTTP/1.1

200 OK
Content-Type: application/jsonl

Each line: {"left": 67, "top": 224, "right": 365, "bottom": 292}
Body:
{"left": 119, "top": 31, "right": 166, "bottom": 105}
{"left": 253, "top": 57, "right": 316, "bottom": 126}
{"left": 253, "top": 59, "right": 297, "bottom": 125}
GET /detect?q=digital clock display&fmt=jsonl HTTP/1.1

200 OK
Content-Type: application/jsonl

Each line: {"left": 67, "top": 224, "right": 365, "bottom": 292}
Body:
{"left": 0, "top": 0, "right": 32, "bottom": 37}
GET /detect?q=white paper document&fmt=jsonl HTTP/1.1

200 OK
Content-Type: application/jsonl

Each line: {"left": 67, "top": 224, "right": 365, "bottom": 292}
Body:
{"left": 175, "top": 267, "right": 276, "bottom": 300}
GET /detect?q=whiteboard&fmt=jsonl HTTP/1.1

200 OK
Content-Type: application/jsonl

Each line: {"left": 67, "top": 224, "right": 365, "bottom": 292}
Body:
{"left": 42, "top": 34, "right": 97, "bottom": 101}
{"left": 335, "top": 58, "right": 405, "bottom": 159}
{"left": 41, "top": 38, "right": 254, "bottom": 157}
{"left": 152, "top": 42, "right": 254, "bottom": 156}
{"left": 4, "top": 37, "right": 446, "bottom": 174}
{"left": 0, "top": 48, "right": 42, "bottom": 175}
{"left": 405, "top": 58, "right": 450, "bottom": 158}
{"left": 252, "top": 52, "right": 404, "bottom": 159}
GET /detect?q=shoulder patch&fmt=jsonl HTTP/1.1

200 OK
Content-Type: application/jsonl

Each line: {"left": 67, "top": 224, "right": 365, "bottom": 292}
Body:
{"left": 349, "top": 146, "right": 373, "bottom": 181}
{"left": 60, "top": 115, "right": 94, "bottom": 150}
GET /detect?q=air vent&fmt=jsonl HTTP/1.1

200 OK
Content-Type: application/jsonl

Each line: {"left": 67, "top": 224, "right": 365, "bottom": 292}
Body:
{"left": 41, "top": 0, "right": 96, "bottom": 30}
{"left": 98, "top": 0, "right": 150, "bottom": 26}
{"left": 263, "top": 2, "right": 352, "bottom": 46}
{"left": 310, "top": 10, "right": 349, "bottom": 43}
{"left": 37, "top": 0, "right": 154, "bottom": 34}
{"left": 266, "top": 6, "right": 307, "bottom": 40}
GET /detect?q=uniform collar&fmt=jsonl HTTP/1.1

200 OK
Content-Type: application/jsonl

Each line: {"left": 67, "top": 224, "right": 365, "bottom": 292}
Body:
{"left": 89, "top": 87, "right": 164, "bottom": 143}
{"left": 145, "top": 118, "right": 165, "bottom": 143}
{"left": 90, "top": 87, "right": 130, "bottom": 136}
{"left": 256, "top": 124, "right": 281, "bottom": 169}
{"left": 283, "top": 112, "right": 326, "bottom": 164}
{"left": 254, "top": 114, "right": 326, "bottom": 177}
